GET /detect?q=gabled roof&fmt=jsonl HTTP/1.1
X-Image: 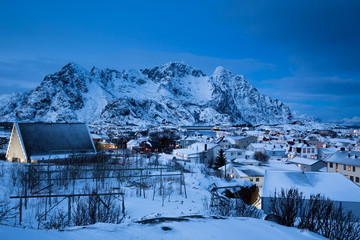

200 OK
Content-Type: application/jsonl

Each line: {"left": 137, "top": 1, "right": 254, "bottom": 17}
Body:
{"left": 325, "top": 151, "right": 360, "bottom": 167}
{"left": 288, "top": 157, "right": 323, "bottom": 166}
{"left": 263, "top": 171, "right": 360, "bottom": 202}
{"left": 16, "top": 123, "right": 96, "bottom": 158}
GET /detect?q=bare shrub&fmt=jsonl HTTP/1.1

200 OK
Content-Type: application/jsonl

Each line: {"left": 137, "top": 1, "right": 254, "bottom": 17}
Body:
{"left": 209, "top": 197, "right": 261, "bottom": 218}
{"left": 268, "top": 188, "right": 303, "bottom": 227}
{"left": 43, "top": 208, "right": 68, "bottom": 230}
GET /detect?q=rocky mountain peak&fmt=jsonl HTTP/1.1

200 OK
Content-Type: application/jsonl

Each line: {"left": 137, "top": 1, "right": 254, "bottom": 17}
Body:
{"left": 0, "top": 62, "right": 293, "bottom": 125}
{"left": 141, "top": 62, "right": 205, "bottom": 82}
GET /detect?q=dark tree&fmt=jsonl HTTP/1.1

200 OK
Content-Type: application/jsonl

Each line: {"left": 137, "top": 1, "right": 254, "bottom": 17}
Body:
{"left": 214, "top": 149, "right": 226, "bottom": 169}
{"left": 254, "top": 151, "right": 269, "bottom": 164}
{"left": 149, "top": 129, "right": 180, "bottom": 151}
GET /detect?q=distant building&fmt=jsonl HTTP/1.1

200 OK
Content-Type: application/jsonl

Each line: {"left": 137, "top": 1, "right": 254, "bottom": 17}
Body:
{"left": 223, "top": 136, "right": 258, "bottom": 149}
{"left": 287, "top": 156, "right": 327, "bottom": 172}
{"left": 6, "top": 123, "right": 96, "bottom": 163}
{"left": 288, "top": 142, "right": 317, "bottom": 159}
{"left": 326, "top": 151, "right": 360, "bottom": 185}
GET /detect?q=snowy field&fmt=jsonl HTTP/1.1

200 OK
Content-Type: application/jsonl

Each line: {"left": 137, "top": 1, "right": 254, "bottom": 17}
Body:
{"left": 0, "top": 217, "right": 327, "bottom": 240}
{"left": 0, "top": 158, "right": 327, "bottom": 240}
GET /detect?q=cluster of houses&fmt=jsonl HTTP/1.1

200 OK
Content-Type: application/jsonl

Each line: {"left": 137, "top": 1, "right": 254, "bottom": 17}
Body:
{"left": 2, "top": 122, "right": 360, "bottom": 217}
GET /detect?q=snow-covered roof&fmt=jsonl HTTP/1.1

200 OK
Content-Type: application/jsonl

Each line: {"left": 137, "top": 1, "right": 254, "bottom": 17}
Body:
{"left": 288, "top": 157, "right": 323, "bottom": 166}
{"left": 174, "top": 142, "right": 218, "bottom": 155}
{"left": 233, "top": 158, "right": 258, "bottom": 165}
{"left": 263, "top": 171, "right": 360, "bottom": 202}
{"left": 225, "top": 148, "right": 245, "bottom": 153}
{"left": 127, "top": 137, "right": 149, "bottom": 146}
{"left": 325, "top": 151, "right": 360, "bottom": 166}
{"left": 317, "top": 147, "right": 338, "bottom": 154}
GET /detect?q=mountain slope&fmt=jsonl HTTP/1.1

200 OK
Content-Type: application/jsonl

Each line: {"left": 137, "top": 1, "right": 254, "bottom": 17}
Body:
{"left": 0, "top": 62, "right": 293, "bottom": 125}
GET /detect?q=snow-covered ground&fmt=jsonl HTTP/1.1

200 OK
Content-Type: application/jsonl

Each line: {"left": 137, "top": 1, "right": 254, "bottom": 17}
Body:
{"left": 0, "top": 159, "right": 327, "bottom": 240}
{"left": 0, "top": 217, "right": 327, "bottom": 240}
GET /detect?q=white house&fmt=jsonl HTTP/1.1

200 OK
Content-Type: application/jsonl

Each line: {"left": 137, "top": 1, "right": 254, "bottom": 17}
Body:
{"left": 225, "top": 148, "right": 246, "bottom": 161}
{"left": 288, "top": 142, "right": 317, "bottom": 159}
{"left": 173, "top": 142, "right": 220, "bottom": 165}
{"left": 326, "top": 151, "right": 360, "bottom": 185}
{"left": 262, "top": 171, "right": 360, "bottom": 218}
{"left": 287, "top": 156, "right": 327, "bottom": 172}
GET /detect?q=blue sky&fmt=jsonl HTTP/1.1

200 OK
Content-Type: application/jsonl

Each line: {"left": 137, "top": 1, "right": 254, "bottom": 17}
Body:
{"left": 0, "top": 0, "right": 359, "bottom": 123}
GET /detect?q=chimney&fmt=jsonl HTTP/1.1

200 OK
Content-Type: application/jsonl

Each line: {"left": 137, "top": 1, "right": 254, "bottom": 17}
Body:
{"left": 204, "top": 144, "right": 207, "bottom": 151}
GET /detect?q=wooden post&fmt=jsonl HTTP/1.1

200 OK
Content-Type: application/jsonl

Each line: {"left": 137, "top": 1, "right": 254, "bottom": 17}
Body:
{"left": 182, "top": 171, "right": 187, "bottom": 198}
{"left": 160, "top": 168, "right": 163, "bottom": 196}
{"left": 19, "top": 197, "right": 23, "bottom": 225}
{"left": 121, "top": 194, "right": 125, "bottom": 216}
{"left": 68, "top": 196, "right": 71, "bottom": 225}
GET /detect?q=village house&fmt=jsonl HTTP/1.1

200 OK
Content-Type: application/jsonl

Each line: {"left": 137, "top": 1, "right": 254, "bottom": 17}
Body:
{"left": 173, "top": 142, "right": 220, "bottom": 165}
{"left": 133, "top": 140, "right": 164, "bottom": 153}
{"left": 175, "top": 136, "right": 199, "bottom": 148}
{"left": 225, "top": 148, "right": 246, "bottom": 161}
{"left": 326, "top": 150, "right": 360, "bottom": 185}
{"left": 224, "top": 164, "right": 265, "bottom": 187}
{"left": 262, "top": 171, "right": 360, "bottom": 218}
{"left": 247, "top": 143, "right": 286, "bottom": 158}
{"left": 287, "top": 156, "right": 327, "bottom": 172}
{"left": 288, "top": 142, "right": 317, "bottom": 159}
{"left": 317, "top": 147, "right": 338, "bottom": 160}
{"left": 126, "top": 137, "right": 149, "bottom": 150}
{"left": 91, "top": 133, "right": 117, "bottom": 150}
{"left": 223, "top": 135, "right": 258, "bottom": 149}
{"left": 6, "top": 123, "right": 96, "bottom": 163}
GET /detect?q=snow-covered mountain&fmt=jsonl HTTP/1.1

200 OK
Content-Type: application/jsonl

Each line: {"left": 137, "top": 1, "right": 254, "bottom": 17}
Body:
{"left": 0, "top": 62, "right": 293, "bottom": 125}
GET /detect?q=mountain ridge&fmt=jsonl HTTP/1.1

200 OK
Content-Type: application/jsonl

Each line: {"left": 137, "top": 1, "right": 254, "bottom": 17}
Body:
{"left": 0, "top": 62, "right": 293, "bottom": 126}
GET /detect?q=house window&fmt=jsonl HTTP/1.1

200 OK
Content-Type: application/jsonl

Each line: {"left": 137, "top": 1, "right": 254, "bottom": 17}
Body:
{"left": 350, "top": 176, "right": 354, "bottom": 182}
{"left": 255, "top": 177, "right": 260, "bottom": 182}
{"left": 303, "top": 155, "right": 307, "bottom": 158}
{"left": 356, "top": 177, "right": 359, "bottom": 183}
{"left": 348, "top": 166, "right": 351, "bottom": 171}
{"left": 311, "top": 148, "right": 315, "bottom": 153}
{"left": 303, "top": 149, "right": 306, "bottom": 153}
{"left": 336, "top": 163, "right": 338, "bottom": 167}
{"left": 329, "top": 163, "right": 333, "bottom": 168}
{"left": 307, "top": 148, "right": 311, "bottom": 153}
{"left": 250, "top": 178, "right": 254, "bottom": 181}
{"left": 344, "top": 165, "right": 346, "bottom": 171}
{"left": 353, "top": 166, "right": 356, "bottom": 172}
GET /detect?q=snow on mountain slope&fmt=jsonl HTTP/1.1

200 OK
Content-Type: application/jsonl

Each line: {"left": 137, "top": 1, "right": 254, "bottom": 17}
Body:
{"left": 0, "top": 62, "right": 293, "bottom": 125}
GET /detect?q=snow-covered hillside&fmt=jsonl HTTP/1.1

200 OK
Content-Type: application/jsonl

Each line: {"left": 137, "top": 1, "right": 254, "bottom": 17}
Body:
{"left": 0, "top": 62, "right": 293, "bottom": 126}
